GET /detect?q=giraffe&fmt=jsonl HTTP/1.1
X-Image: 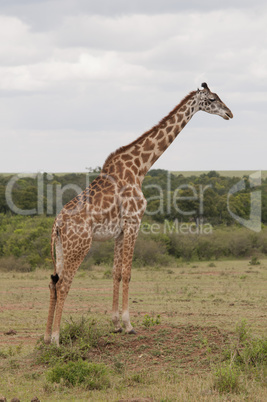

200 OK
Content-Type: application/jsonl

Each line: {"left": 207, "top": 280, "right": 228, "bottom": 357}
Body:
{"left": 44, "top": 82, "right": 233, "bottom": 345}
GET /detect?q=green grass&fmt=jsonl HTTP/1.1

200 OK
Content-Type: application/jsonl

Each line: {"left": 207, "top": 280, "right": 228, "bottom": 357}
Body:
{"left": 46, "top": 360, "right": 110, "bottom": 390}
{"left": 212, "top": 319, "right": 267, "bottom": 394}
{"left": 0, "top": 259, "right": 266, "bottom": 400}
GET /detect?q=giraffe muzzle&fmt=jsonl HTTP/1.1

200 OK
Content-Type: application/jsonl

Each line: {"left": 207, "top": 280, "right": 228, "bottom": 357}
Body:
{"left": 223, "top": 110, "right": 234, "bottom": 120}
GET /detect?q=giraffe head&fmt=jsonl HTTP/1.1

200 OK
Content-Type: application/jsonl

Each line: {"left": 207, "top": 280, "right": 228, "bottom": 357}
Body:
{"left": 198, "top": 82, "right": 233, "bottom": 120}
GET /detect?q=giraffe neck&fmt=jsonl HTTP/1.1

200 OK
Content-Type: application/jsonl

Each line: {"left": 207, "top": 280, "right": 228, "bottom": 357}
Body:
{"left": 102, "top": 91, "right": 199, "bottom": 184}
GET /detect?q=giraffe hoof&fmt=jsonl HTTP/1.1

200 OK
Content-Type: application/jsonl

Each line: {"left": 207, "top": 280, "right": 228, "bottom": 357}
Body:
{"left": 44, "top": 335, "right": 51, "bottom": 344}
{"left": 127, "top": 329, "right": 136, "bottom": 335}
{"left": 113, "top": 328, "right": 123, "bottom": 334}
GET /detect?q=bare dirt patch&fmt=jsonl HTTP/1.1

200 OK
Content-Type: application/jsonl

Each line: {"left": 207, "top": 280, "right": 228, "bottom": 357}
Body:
{"left": 86, "top": 323, "right": 229, "bottom": 374}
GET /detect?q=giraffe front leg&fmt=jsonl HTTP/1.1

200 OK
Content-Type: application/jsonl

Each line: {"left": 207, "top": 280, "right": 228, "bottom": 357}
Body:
{"left": 121, "top": 228, "right": 138, "bottom": 334}
{"left": 112, "top": 277, "right": 122, "bottom": 333}
{"left": 112, "top": 234, "right": 123, "bottom": 333}
{"left": 122, "top": 275, "right": 136, "bottom": 334}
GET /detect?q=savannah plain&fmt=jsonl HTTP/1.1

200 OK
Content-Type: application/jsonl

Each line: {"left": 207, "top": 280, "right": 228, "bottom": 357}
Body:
{"left": 0, "top": 258, "right": 266, "bottom": 401}
{"left": 0, "top": 171, "right": 267, "bottom": 401}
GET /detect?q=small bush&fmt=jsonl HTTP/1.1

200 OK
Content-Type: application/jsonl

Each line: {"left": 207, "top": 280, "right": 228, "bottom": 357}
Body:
{"left": 195, "top": 237, "right": 216, "bottom": 260}
{"left": 228, "top": 231, "right": 252, "bottom": 258}
{"left": 235, "top": 319, "right": 250, "bottom": 343}
{"left": 0, "top": 349, "right": 8, "bottom": 359}
{"left": 60, "top": 316, "right": 101, "bottom": 348}
{"left": 168, "top": 233, "right": 197, "bottom": 261}
{"left": 213, "top": 364, "right": 241, "bottom": 394}
{"left": 36, "top": 316, "right": 105, "bottom": 365}
{"left": 81, "top": 240, "right": 114, "bottom": 268}
{"left": 46, "top": 359, "right": 110, "bottom": 390}
{"left": 231, "top": 320, "right": 267, "bottom": 368}
{"left": 142, "top": 314, "right": 161, "bottom": 328}
{"left": 241, "top": 337, "right": 267, "bottom": 367}
{"left": 134, "top": 235, "right": 172, "bottom": 267}
{"left": 208, "top": 262, "right": 216, "bottom": 268}
{"left": 218, "top": 320, "right": 267, "bottom": 390}
{"left": 128, "top": 370, "right": 150, "bottom": 385}
{"left": 102, "top": 269, "right": 112, "bottom": 279}
{"left": 249, "top": 256, "right": 260, "bottom": 266}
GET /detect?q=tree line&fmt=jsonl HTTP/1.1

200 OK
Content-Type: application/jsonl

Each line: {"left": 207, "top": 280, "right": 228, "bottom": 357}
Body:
{"left": 0, "top": 169, "right": 266, "bottom": 270}
{"left": 1, "top": 169, "right": 266, "bottom": 225}
{"left": 1, "top": 212, "right": 267, "bottom": 271}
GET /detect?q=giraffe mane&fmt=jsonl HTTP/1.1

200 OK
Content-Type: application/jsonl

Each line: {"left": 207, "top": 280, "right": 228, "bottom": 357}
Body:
{"left": 102, "top": 90, "right": 196, "bottom": 170}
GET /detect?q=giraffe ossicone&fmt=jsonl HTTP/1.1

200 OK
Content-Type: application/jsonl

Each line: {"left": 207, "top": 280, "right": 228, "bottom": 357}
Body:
{"left": 44, "top": 84, "right": 233, "bottom": 345}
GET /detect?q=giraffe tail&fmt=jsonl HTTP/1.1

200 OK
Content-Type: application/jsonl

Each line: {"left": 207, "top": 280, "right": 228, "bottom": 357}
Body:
{"left": 50, "top": 221, "right": 64, "bottom": 281}
{"left": 50, "top": 221, "right": 57, "bottom": 274}
{"left": 50, "top": 224, "right": 59, "bottom": 284}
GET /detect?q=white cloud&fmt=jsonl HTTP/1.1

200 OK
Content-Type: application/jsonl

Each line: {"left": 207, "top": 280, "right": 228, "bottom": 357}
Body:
{"left": 55, "top": 13, "right": 181, "bottom": 51}
{"left": 0, "top": 15, "right": 50, "bottom": 65}
{"left": 0, "top": 51, "right": 153, "bottom": 93}
{"left": 2, "top": 8, "right": 267, "bottom": 93}
{"left": 0, "top": 1, "right": 267, "bottom": 172}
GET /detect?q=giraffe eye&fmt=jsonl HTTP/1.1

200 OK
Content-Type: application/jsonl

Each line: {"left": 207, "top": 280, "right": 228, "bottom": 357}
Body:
{"left": 209, "top": 98, "right": 216, "bottom": 102}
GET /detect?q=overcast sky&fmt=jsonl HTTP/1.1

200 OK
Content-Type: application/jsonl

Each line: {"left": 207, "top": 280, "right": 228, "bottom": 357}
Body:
{"left": 0, "top": 0, "right": 267, "bottom": 173}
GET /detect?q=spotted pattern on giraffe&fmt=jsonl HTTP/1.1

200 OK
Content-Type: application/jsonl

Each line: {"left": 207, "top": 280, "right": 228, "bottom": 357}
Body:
{"left": 44, "top": 83, "right": 233, "bottom": 345}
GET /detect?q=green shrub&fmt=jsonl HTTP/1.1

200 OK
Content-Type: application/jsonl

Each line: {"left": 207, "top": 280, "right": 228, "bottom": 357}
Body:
{"left": 128, "top": 370, "right": 150, "bottom": 385}
{"left": 142, "top": 314, "right": 161, "bottom": 328}
{"left": 36, "top": 316, "right": 105, "bottom": 365}
{"left": 241, "top": 337, "right": 267, "bottom": 367}
{"left": 102, "top": 269, "right": 112, "bottom": 279}
{"left": 218, "top": 320, "right": 267, "bottom": 389}
{"left": 208, "top": 262, "right": 216, "bottom": 267}
{"left": 134, "top": 235, "right": 172, "bottom": 267}
{"left": 235, "top": 319, "right": 250, "bottom": 343}
{"left": 213, "top": 364, "right": 241, "bottom": 394}
{"left": 35, "top": 342, "right": 76, "bottom": 366}
{"left": 0, "top": 214, "right": 53, "bottom": 268}
{"left": 168, "top": 232, "right": 197, "bottom": 260}
{"left": 81, "top": 240, "right": 114, "bottom": 268}
{"left": 228, "top": 231, "right": 252, "bottom": 258}
{"left": 2, "top": 211, "right": 267, "bottom": 268}
{"left": 46, "top": 359, "right": 110, "bottom": 390}
{"left": 60, "top": 316, "right": 101, "bottom": 348}
{"left": 249, "top": 256, "right": 260, "bottom": 266}
{"left": 234, "top": 321, "right": 267, "bottom": 368}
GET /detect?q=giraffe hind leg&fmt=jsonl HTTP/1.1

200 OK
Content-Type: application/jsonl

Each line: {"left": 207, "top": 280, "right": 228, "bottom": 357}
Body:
{"left": 44, "top": 274, "right": 59, "bottom": 344}
{"left": 44, "top": 229, "right": 62, "bottom": 344}
{"left": 50, "top": 263, "right": 79, "bottom": 346}
{"left": 50, "top": 238, "right": 93, "bottom": 346}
